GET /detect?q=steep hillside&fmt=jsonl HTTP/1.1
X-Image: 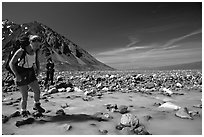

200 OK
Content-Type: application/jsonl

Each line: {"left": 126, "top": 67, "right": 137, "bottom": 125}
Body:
{"left": 2, "top": 19, "right": 114, "bottom": 71}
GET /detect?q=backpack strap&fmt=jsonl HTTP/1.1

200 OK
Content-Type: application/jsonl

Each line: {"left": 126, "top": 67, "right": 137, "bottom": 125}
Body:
{"left": 18, "top": 49, "right": 27, "bottom": 67}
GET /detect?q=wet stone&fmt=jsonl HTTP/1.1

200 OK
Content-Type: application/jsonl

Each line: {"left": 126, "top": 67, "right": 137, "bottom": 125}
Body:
{"left": 120, "top": 113, "right": 139, "bottom": 128}
{"left": 2, "top": 115, "right": 9, "bottom": 123}
{"left": 56, "top": 109, "right": 66, "bottom": 115}
{"left": 15, "top": 118, "right": 35, "bottom": 127}
{"left": 61, "top": 103, "right": 69, "bottom": 109}
{"left": 118, "top": 105, "right": 128, "bottom": 114}
{"left": 116, "top": 124, "right": 124, "bottom": 130}
{"left": 175, "top": 107, "right": 193, "bottom": 120}
{"left": 193, "top": 104, "right": 202, "bottom": 108}
{"left": 10, "top": 111, "right": 21, "bottom": 118}
{"left": 82, "top": 96, "right": 94, "bottom": 101}
{"left": 143, "top": 115, "right": 152, "bottom": 121}
{"left": 99, "top": 129, "right": 108, "bottom": 135}
{"left": 63, "top": 124, "right": 72, "bottom": 131}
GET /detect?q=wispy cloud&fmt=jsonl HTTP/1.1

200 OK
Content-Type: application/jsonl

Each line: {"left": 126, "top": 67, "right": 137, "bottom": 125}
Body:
{"left": 162, "top": 45, "right": 180, "bottom": 50}
{"left": 163, "top": 29, "right": 202, "bottom": 48}
{"left": 126, "top": 36, "right": 140, "bottom": 48}
{"left": 97, "top": 46, "right": 152, "bottom": 56}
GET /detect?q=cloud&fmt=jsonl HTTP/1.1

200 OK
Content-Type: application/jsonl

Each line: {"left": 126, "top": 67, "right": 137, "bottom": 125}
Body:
{"left": 97, "top": 46, "right": 152, "bottom": 56}
{"left": 162, "top": 44, "right": 180, "bottom": 50}
{"left": 96, "top": 41, "right": 201, "bottom": 69}
{"left": 163, "top": 29, "right": 202, "bottom": 48}
{"left": 125, "top": 36, "right": 140, "bottom": 48}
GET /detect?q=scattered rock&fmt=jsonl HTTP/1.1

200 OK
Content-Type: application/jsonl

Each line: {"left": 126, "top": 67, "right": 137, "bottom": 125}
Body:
{"left": 66, "top": 87, "right": 74, "bottom": 92}
{"left": 82, "top": 96, "right": 94, "bottom": 101}
{"left": 45, "top": 110, "right": 52, "bottom": 113}
{"left": 153, "top": 102, "right": 161, "bottom": 106}
{"left": 118, "top": 105, "right": 128, "bottom": 114}
{"left": 15, "top": 118, "right": 35, "bottom": 127}
{"left": 61, "top": 103, "right": 69, "bottom": 109}
{"left": 120, "top": 113, "right": 139, "bottom": 128}
{"left": 2, "top": 115, "right": 9, "bottom": 123}
{"left": 116, "top": 124, "right": 124, "bottom": 130}
{"left": 10, "top": 111, "right": 21, "bottom": 118}
{"left": 193, "top": 104, "right": 202, "bottom": 108}
{"left": 133, "top": 125, "right": 151, "bottom": 135}
{"left": 143, "top": 115, "right": 152, "bottom": 121}
{"left": 175, "top": 107, "right": 193, "bottom": 120}
{"left": 32, "top": 111, "right": 44, "bottom": 118}
{"left": 3, "top": 97, "right": 13, "bottom": 102}
{"left": 159, "top": 102, "right": 181, "bottom": 110}
{"left": 176, "top": 82, "right": 182, "bottom": 88}
{"left": 58, "top": 88, "right": 66, "bottom": 92}
{"left": 63, "top": 124, "right": 72, "bottom": 131}
{"left": 121, "top": 127, "right": 134, "bottom": 135}
{"left": 92, "top": 112, "right": 112, "bottom": 121}
{"left": 90, "top": 123, "right": 97, "bottom": 126}
{"left": 84, "top": 89, "right": 96, "bottom": 96}
{"left": 189, "top": 110, "right": 200, "bottom": 117}
{"left": 47, "top": 88, "right": 58, "bottom": 94}
{"left": 56, "top": 109, "right": 66, "bottom": 115}
{"left": 2, "top": 101, "right": 13, "bottom": 105}
{"left": 99, "top": 129, "right": 108, "bottom": 135}
{"left": 57, "top": 75, "right": 63, "bottom": 82}
{"left": 161, "top": 87, "right": 173, "bottom": 96}
{"left": 74, "top": 87, "right": 83, "bottom": 92}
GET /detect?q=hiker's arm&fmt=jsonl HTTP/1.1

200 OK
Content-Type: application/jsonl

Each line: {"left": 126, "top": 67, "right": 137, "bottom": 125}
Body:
{"left": 9, "top": 49, "right": 24, "bottom": 77}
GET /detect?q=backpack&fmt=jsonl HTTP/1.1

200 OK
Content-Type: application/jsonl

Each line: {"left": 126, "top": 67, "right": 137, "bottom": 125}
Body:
{"left": 5, "top": 36, "right": 29, "bottom": 75}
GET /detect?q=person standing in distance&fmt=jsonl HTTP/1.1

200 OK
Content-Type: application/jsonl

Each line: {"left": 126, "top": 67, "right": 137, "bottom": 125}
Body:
{"left": 45, "top": 57, "right": 55, "bottom": 86}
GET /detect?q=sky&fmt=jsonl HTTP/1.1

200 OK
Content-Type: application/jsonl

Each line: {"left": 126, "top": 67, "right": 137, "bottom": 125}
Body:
{"left": 2, "top": 2, "right": 202, "bottom": 69}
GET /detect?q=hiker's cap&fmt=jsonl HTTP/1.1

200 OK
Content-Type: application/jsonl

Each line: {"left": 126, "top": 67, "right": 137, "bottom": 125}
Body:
{"left": 29, "top": 35, "right": 41, "bottom": 42}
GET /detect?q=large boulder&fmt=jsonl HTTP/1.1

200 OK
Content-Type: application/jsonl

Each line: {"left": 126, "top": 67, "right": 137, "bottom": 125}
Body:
{"left": 175, "top": 107, "right": 193, "bottom": 120}
{"left": 159, "top": 102, "right": 181, "bottom": 110}
{"left": 120, "top": 113, "right": 139, "bottom": 128}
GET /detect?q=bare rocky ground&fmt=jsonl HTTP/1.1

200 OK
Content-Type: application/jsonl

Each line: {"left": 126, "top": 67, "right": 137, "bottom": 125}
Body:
{"left": 2, "top": 70, "right": 202, "bottom": 135}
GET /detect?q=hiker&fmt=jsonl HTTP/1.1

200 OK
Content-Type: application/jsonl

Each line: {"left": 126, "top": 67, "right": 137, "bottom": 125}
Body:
{"left": 9, "top": 35, "right": 45, "bottom": 117}
{"left": 44, "top": 57, "right": 55, "bottom": 86}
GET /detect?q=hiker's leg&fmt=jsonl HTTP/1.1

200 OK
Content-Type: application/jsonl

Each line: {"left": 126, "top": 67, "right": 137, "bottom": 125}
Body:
{"left": 29, "top": 80, "right": 41, "bottom": 103}
{"left": 50, "top": 70, "right": 54, "bottom": 85}
{"left": 29, "top": 80, "right": 45, "bottom": 113}
{"left": 18, "top": 85, "right": 29, "bottom": 111}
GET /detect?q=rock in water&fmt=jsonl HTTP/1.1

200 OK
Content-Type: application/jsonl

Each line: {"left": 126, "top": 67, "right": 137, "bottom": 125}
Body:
{"left": 193, "top": 104, "right": 202, "bottom": 108}
{"left": 15, "top": 118, "right": 35, "bottom": 127}
{"left": 56, "top": 109, "right": 66, "bottom": 115}
{"left": 175, "top": 107, "right": 193, "bottom": 120}
{"left": 159, "top": 102, "right": 181, "bottom": 110}
{"left": 133, "top": 125, "right": 151, "bottom": 135}
{"left": 118, "top": 105, "right": 128, "bottom": 114}
{"left": 63, "top": 124, "right": 72, "bottom": 131}
{"left": 2, "top": 115, "right": 9, "bottom": 123}
{"left": 48, "top": 88, "right": 58, "bottom": 94}
{"left": 99, "top": 129, "right": 108, "bottom": 135}
{"left": 120, "top": 113, "right": 139, "bottom": 128}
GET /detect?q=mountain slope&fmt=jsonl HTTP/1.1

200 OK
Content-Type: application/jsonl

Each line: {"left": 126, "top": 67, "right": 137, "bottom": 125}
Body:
{"left": 2, "top": 20, "right": 114, "bottom": 71}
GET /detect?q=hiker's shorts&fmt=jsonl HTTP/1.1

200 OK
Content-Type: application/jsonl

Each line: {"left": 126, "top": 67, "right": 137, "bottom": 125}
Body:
{"left": 15, "top": 66, "right": 37, "bottom": 87}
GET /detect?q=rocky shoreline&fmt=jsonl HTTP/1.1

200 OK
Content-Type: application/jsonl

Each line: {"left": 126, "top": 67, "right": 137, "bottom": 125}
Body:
{"left": 2, "top": 69, "right": 202, "bottom": 135}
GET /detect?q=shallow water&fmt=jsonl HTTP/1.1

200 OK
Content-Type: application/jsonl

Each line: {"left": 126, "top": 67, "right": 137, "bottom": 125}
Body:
{"left": 2, "top": 89, "right": 202, "bottom": 135}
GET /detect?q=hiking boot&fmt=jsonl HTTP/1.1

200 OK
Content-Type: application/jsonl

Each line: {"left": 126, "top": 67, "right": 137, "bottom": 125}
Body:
{"left": 33, "top": 103, "right": 45, "bottom": 113}
{"left": 21, "top": 110, "right": 30, "bottom": 118}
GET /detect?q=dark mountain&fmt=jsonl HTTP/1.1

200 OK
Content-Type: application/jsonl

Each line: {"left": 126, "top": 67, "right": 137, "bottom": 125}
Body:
{"left": 2, "top": 19, "right": 115, "bottom": 71}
